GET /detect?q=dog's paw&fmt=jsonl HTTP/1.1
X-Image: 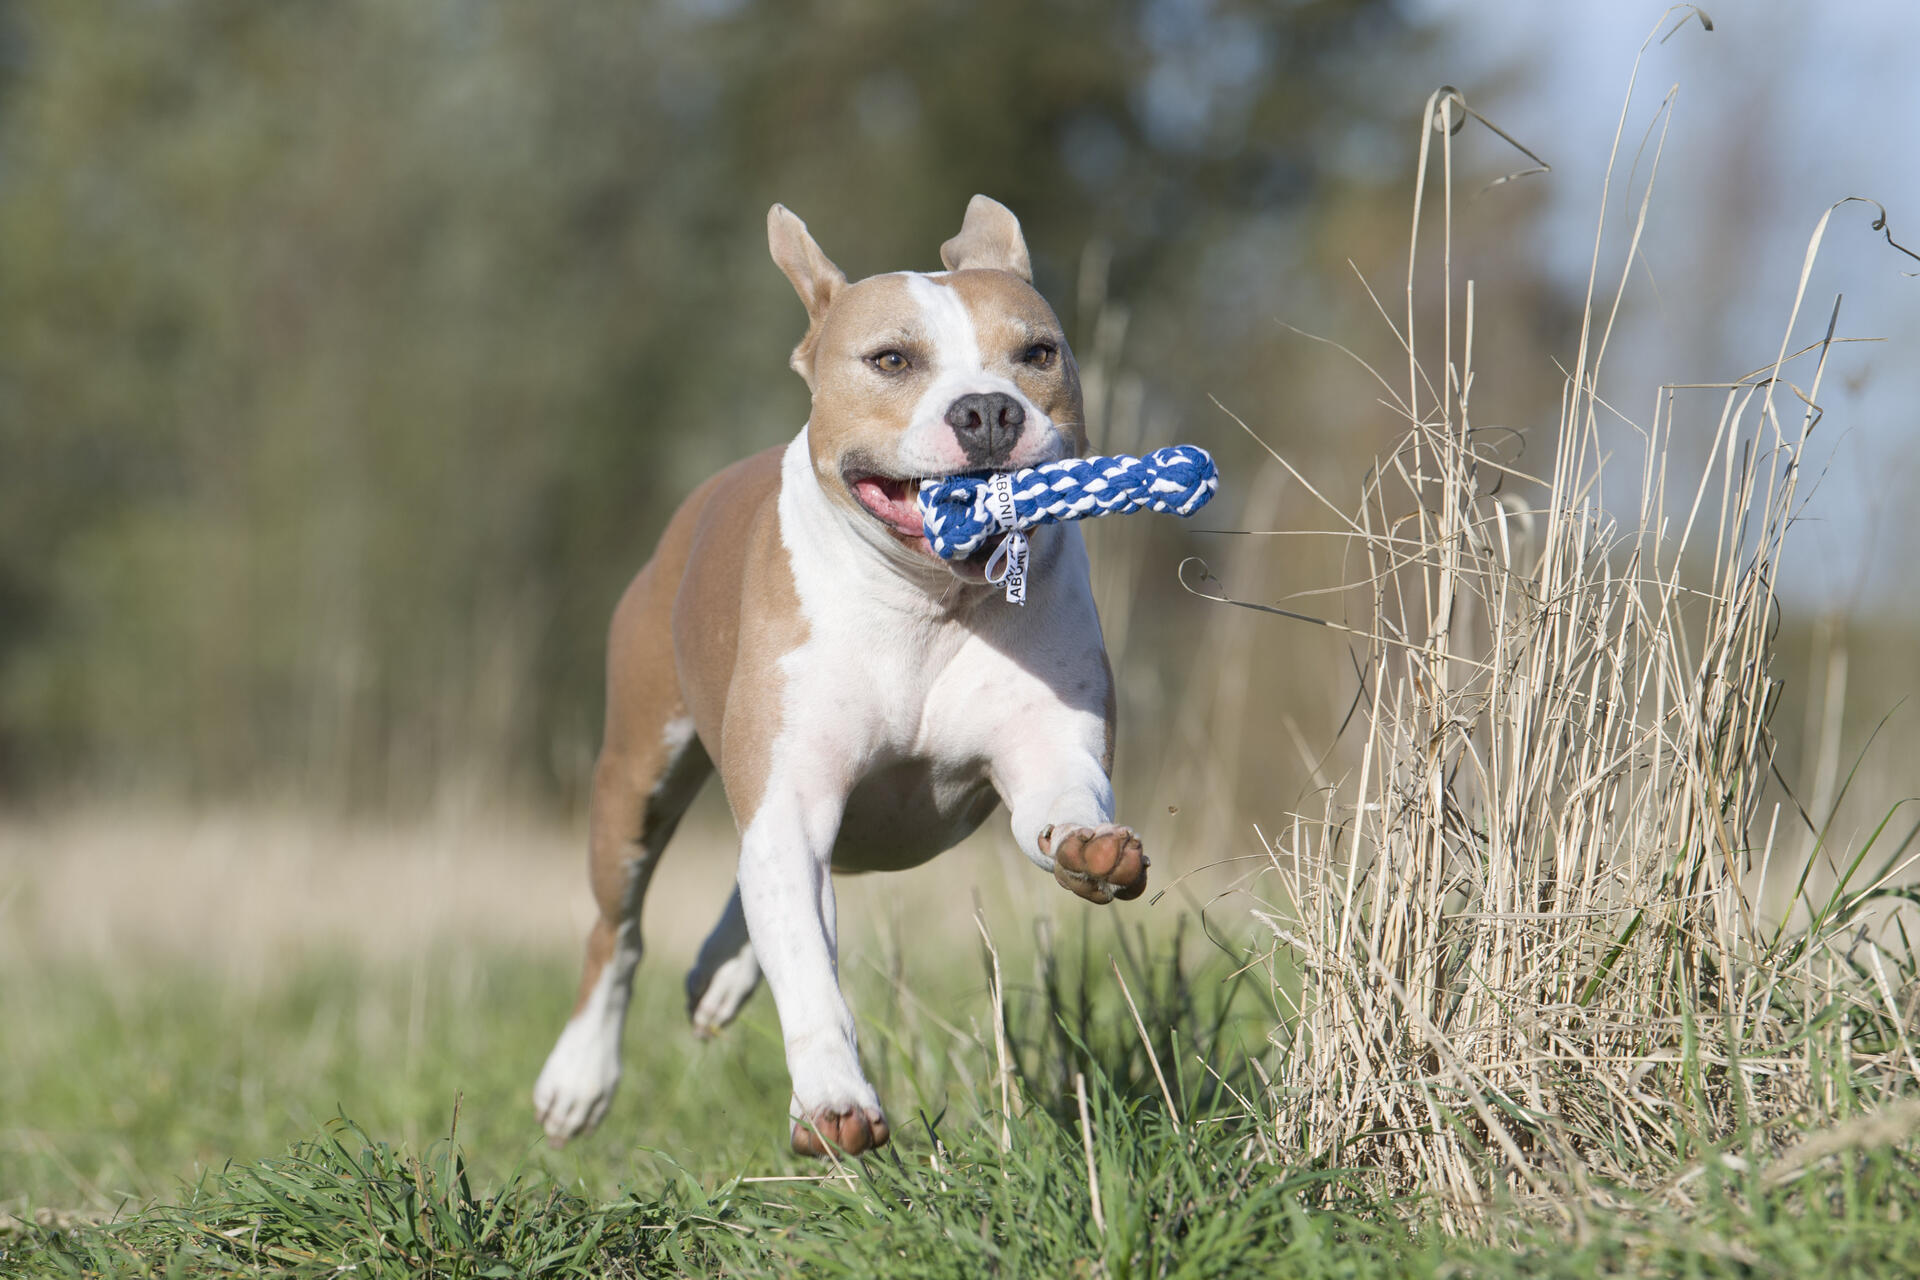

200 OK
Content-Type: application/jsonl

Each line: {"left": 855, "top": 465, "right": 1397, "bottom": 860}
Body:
{"left": 686, "top": 951, "right": 762, "bottom": 1039}
{"left": 791, "top": 1106, "right": 891, "bottom": 1157}
{"left": 532, "top": 1020, "right": 622, "bottom": 1147}
{"left": 1041, "top": 823, "right": 1149, "bottom": 904}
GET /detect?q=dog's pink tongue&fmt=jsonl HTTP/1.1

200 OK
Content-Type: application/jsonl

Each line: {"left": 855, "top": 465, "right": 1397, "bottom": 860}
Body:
{"left": 853, "top": 476, "right": 925, "bottom": 539}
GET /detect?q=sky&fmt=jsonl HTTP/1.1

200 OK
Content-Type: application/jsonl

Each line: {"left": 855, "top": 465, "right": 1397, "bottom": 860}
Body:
{"left": 1405, "top": 0, "right": 1920, "bottom": 612}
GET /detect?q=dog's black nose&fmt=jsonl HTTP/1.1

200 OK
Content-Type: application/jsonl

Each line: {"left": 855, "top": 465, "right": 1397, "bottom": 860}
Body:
{"left": 945, "top": 392, "right": 1026, "bottom": 466}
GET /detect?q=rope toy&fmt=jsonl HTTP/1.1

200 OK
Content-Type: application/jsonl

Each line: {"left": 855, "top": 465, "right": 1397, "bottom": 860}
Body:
{"left": 915, "top": 445, "right": 1219, "bottom": 604}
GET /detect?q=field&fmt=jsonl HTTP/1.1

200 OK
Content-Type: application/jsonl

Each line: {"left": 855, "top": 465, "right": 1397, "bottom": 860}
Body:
{"left": 9, "top": 14, "right": 1920, "bottom": 1278}
{"left": 4, "top": 810, "right": 1919, "bottom": 1278}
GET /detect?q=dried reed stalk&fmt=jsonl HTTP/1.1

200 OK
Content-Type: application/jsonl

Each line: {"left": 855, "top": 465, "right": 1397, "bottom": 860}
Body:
{"left": 1247, "top": 12, "right": 1919, "bottom": 1226}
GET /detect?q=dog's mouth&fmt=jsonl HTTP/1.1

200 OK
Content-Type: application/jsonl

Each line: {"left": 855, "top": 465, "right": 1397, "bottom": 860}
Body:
{"left": 844, "top": 470, "right": 1006, "bottom": 578}
{"left": 847, "top": 473, "right": 928, "bottom": 540}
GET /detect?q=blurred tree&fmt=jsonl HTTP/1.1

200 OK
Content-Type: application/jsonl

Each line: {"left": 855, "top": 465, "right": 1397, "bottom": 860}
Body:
{"left": 0, "top": 0, "right": 1416, "bottom": 810}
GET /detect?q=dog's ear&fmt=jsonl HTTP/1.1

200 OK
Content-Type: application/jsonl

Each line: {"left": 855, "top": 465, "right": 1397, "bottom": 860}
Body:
{"left": 768, "top": 204, "right": 848, "bottom": 387}
{"left": 939, "top": 194, "right": 1032, "bottom": 282}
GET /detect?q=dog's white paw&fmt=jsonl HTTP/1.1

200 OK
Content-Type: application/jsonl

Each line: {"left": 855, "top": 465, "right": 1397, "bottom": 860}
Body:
{"left": 790, "top": 1103, "right": 890, "bottom": 1156}
{"left": 532, "top": 1017, "right": 622, "bottom": 1146}
{"left": 1041, "top": 822, "right": 1149, "bottom": 904}
{"left": 686, "top": 950, "right": 762, "bottom": 1038}
{"left": 787, "top": 1057, "right": 888, "bottom": 1156}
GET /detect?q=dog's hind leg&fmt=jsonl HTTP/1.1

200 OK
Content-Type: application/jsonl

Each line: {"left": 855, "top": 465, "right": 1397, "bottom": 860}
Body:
{"left": 533, "top": 722, "right": 709, "bottom": 1143}
{"left": 534, "top": 578, "right": 712, "bottom": 1146}
{"left": 685, "top": 886, "right": 761, "bottom": 1037}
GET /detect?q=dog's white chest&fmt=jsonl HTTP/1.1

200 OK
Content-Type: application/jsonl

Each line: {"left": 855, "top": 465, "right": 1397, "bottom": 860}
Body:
{"left": 769, "top": 434, "right": 1104, "bottom": 871}
{"left": 773, "top": 573, "right": 1014, "bottom": 871}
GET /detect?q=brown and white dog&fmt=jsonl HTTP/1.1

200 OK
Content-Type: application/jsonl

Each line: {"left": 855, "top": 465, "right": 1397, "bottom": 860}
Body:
{"left": 532, "top": 195, "right": 1148, "bottom": 1157}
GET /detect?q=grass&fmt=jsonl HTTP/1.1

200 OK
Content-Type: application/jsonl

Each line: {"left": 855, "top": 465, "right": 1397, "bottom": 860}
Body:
{"left": 0, "top": 916, "right": 1310, "bottom": 1277}
{"left": 1, "top": 950, "right": 786, "bottom": 1206}
{"left": 6, "top": 926, "right": 1920, "bottom": 1277}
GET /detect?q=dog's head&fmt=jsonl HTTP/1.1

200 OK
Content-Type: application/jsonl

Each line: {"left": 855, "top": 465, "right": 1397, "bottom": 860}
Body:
{"left": 769, "top": 195, "right": 1086, "bottom": 580}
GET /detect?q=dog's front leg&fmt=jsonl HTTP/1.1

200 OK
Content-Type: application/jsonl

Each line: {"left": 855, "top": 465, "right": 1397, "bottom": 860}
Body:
{"left": 735, "top": 781, "right": 889, "bottom": 1156}
{"left": 994, "top": 734, "right": 1149, "bottom": 906}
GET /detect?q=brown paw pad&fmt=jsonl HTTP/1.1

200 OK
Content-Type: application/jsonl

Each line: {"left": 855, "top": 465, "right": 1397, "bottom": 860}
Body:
{"left": 790, "top": 1107, "right": 890, "bottom": 1157}
{"left": 1042, "top": 825, "right": 1149, "bottom": 905}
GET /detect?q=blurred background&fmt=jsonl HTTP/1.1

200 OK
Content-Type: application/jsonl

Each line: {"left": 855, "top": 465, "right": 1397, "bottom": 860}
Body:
{"left": 0, "top": 0, "right": 1914, "bottom": 868}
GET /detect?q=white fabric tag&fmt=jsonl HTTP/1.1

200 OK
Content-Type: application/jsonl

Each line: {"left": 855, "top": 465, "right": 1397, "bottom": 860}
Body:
{"left": 982, "top": 472, "right": 1018, "bottom": 530}
{"left": 983, "top": 529, "right": 1028, "bottom": 605}
{"left": 979, "top": 472, "right": 1027, "bottom": 603}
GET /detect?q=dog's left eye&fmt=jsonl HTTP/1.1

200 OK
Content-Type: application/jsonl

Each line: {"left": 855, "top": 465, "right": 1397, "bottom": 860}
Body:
{"left": 1020, "top": 342, "right": 1058, "bottom": 369}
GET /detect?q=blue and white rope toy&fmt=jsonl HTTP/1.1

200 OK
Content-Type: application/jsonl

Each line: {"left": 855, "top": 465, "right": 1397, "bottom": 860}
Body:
{"left": 915, "top": 445, "right": 1219, "bottom": 604}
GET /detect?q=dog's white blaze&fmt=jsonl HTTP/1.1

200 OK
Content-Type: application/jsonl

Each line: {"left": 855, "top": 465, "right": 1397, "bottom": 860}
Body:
{"left": 904, "top": 272, "right": 982, "bottom": 373}
{"left": 878, "top": 273, "right": 1063, "bottom": 478}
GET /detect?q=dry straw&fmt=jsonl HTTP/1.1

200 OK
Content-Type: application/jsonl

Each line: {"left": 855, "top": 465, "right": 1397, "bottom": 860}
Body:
{"left": 1228, "top": 8, "right": 1920, "bottom": 1226}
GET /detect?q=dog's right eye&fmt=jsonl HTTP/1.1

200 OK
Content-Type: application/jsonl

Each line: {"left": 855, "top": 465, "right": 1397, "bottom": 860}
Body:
{"left": 867, "top": 350, "right": 911, "bottom": 374}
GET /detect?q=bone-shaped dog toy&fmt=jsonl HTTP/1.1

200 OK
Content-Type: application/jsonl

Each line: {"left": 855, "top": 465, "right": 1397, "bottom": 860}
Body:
{"left": 915, "top": 446, "right": 1220, "bottom": 603}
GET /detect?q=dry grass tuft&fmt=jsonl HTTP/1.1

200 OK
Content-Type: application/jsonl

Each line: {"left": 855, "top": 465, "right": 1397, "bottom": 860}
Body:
{"left": 1236, "top": 14, "right": 1920, "bottom": 1226}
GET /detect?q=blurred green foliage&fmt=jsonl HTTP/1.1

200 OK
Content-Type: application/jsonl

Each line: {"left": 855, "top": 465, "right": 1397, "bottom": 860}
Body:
{"left": 0, "top": 0, "right": 1411, "bottom": 807}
